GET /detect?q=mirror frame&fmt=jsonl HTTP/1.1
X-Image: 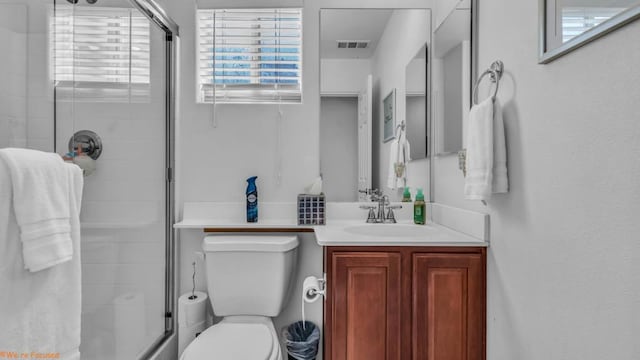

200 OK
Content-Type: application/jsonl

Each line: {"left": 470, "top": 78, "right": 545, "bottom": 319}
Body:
{"left": 538, "top": 0, "right": 640, "bottom": 64}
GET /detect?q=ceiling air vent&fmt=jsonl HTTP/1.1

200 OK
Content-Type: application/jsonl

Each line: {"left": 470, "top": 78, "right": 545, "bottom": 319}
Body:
{"left": 337, "top": 40, "right": 370, "bottom": 49}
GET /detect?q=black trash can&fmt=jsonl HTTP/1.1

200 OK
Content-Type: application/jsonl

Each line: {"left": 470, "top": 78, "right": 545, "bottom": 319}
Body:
{"left": 283, "top": 321, "right": 320, "bottom": 360}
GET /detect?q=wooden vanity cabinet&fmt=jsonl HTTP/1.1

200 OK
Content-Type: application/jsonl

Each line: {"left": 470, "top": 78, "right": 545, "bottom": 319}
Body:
{"left": 324, "top": 246, "right": 486, "bottom": 360}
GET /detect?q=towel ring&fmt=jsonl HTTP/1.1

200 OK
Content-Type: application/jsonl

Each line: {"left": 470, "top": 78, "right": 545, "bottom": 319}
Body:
{"left": 472, "top": 60, "right": 503, "bottom": 105}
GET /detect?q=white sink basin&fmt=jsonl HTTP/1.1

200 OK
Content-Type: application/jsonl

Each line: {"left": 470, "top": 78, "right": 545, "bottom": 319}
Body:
{"left": 343, "top": 223, "right": 436, "bottom": 237}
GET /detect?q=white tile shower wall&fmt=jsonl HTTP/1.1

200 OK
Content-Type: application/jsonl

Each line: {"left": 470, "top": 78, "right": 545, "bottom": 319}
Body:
{"left": 0, "top": 3, "right": 27, "bottom": 148}
{"left": 371, "top": 9, "right": 431, "bottom": 201}
{"left": 434, "top": 2, "right": 640, "bottom": 359}
{"left": 0, "top": 0, "right": 55, "bottom": 151}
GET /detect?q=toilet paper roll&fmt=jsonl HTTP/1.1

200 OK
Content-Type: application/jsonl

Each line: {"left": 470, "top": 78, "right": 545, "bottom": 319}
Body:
{"left": 302, "top": 276, "right": 321, "bottom": 303}
{"left": 178, "top": 320, "right": 207, "bottom": 357}
{"left": 113, "top": 291, "right": 146, "bottom": 359}
{"left": 178, "top": 291, "right": 208, "bottom": 328}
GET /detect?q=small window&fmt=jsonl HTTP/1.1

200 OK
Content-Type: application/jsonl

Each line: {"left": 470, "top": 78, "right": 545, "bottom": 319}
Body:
{"left": 197, "top": 8, "right": 303, "bottom": 104}
{"left": 53, "top": 6, "right": 151, "bottom": 102}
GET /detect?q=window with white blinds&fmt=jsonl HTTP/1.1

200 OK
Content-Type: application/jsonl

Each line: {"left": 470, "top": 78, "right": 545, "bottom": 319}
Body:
{"left": 561, "top": 7, "right": 624, "bottom": 43}
{"left": 53, "top": 6, "right": 151, "bottom": 102}
{"left": 197, "top": 8, "right": 303, "bottom": 104}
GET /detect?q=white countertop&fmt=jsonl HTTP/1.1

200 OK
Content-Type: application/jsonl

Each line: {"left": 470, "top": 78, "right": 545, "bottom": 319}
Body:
{"left": 174, "top": 202, "right": 489, "bottom": 247}
{"left": 313, "top": 221, "right": 487, "bottom": 247}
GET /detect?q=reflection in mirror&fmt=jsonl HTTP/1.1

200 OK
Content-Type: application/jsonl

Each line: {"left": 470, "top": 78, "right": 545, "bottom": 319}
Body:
{"left": 541, "top": 0, "right": 640, "bottom": 63}
{"left": 320, "top": 9, "right": 429, "bottom": 202}
{"left": 405, "top": 44, "right": 428, "bottom": 160}
{"left": 433, "top": 7, "right": 470, "bottom": 155}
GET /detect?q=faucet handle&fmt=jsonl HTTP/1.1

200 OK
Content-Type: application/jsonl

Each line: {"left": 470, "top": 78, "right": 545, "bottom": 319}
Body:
{"left": 359, "top": 205, "right": 377, "bottom": 223}
{"left": 385, "top": 205, "right": 402, "bottom": 223}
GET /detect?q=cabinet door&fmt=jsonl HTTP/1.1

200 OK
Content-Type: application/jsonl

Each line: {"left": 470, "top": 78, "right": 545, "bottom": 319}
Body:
{"left": 327, "top": 251, "right": 402, "bottom": 360}
{"left": 413, "top": 254, "right": 485, "bottom": 360}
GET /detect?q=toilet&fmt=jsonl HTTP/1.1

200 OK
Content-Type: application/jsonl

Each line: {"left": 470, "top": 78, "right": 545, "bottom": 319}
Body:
{"left": 180, "top": 235, "right": 299, "bottom": 360}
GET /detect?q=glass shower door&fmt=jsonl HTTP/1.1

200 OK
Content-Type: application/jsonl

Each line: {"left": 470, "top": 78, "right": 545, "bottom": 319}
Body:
{"left": 54, "top": 1, "right": 169, "bottom": 359}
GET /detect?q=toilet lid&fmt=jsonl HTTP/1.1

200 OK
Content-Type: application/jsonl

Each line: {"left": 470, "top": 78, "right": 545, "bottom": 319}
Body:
{"left": 182, "top": 322, "right": 274, "bottom": 360}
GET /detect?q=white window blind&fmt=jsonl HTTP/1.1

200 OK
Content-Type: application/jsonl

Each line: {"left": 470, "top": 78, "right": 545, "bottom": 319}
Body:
{"left": 561, "top": 7, "right": 624, "bottom": 43}
{"left": 54, "top": 6, "right": 151, "bottom": 102}
{"left": 197, "top": 8, "right": 303, "bottom": 104}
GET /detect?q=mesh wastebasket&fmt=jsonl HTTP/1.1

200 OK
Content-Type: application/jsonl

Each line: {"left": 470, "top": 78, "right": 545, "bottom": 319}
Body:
{"left": 283, "top": 321, "right": 320, "bottom": 360}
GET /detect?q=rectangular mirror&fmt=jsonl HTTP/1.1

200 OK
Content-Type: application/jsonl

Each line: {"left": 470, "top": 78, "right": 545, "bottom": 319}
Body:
{"left": 432, "top": 4, "right": 471, "bottom": 155}
{"left": 540, "top": 0, "right": 640, "bottom": 63}
{"left": 320, "top": 8, "right": 429, "bottom": 201}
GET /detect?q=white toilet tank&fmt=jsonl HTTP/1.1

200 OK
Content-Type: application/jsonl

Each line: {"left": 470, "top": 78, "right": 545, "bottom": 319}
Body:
{"left": 202, "top": 235, "right": 299, "bottom": 317}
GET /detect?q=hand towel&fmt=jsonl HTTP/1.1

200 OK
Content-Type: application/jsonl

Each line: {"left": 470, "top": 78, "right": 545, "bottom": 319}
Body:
{"left": 0, "top": 158, "right": 84, "bottom": 360}
{"left": 464, "top": 98, "right": 509, "bottom": 200}
{"left": 492, "top": 99, "right": 508, "bottom": 193}
{"left": 0, "top": 148, "right": 73, "bottom": 272}
{"left": 464, "top": 98, "right": 494, "bottom": 200}
{"left": 386, "top": 128, "right": 411, "bottom": 190}
{"left": 386, "top": 137, "right": 400, "bottom": 190}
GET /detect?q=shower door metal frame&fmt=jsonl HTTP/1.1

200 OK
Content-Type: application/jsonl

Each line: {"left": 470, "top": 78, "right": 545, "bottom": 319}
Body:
{"left": 126, "top": 0, "right": 179, "bottom": 358}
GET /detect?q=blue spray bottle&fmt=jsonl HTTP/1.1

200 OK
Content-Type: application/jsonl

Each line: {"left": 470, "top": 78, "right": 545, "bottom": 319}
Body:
{"left": 246, "top": 176, "right": 258, "bottom": 222}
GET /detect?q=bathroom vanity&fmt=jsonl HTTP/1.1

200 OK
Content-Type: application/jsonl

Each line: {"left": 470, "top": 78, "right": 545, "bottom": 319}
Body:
{"left": 324, "top": 246, "right": 485, "bottom": 360}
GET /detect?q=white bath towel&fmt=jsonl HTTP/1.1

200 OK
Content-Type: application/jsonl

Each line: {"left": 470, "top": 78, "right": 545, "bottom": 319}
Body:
{"left": 386, "top": 128, "right": 411, "bottom": 190}
{"left": 464, "top": 98, "right": 508, "bottom": 200}
{"left": 0, "top": 148, "right": 73, "bottom": 272}
{"left": 0, "top": 156, "right": 84, "bottom": 360}
{"left": 492, "top": 99, "right": 508, "bottom": 193}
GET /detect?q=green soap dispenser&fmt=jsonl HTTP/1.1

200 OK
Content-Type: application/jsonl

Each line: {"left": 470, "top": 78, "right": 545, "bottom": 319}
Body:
{"left": 414, "top": 188, "right": 426, "bottom": 225}
{"left": 402, "top": 187, "right": 412, "bottom": 202}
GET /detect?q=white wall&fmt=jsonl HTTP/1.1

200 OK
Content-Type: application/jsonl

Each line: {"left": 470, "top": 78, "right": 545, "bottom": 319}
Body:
{"left": 320, "top": 58, "right": 372, "bottom": 95}
{"left": 320, "top": 97, "right": 358, "bottom": 202}
{"left": 435, "top": 2, "right": 640, "bottom": 359}
{"left": 442, "top": 43, "right": 463, "bottom": 153}
{"left": 371, "top": 9, "right": 430, "bottom": 201}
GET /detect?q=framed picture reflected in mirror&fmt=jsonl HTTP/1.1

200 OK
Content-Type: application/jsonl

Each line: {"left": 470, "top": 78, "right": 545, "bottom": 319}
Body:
{"left": 383, "top": 88, "right": 396, "bottom": 143}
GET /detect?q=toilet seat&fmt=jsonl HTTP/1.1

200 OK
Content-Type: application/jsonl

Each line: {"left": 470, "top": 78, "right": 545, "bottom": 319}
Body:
{"left": 181, "top": 318, "right": 281, "bottom": 360}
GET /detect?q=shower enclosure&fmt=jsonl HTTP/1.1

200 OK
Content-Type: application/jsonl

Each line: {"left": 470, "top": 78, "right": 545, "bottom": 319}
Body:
{"left": 0, "top": 0, "right": 177, "bottom": 358}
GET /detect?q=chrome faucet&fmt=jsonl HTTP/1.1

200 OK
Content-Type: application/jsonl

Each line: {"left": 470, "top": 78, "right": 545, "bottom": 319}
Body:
{"left": 358, "top": 189, "right": 402, "bottom": 223}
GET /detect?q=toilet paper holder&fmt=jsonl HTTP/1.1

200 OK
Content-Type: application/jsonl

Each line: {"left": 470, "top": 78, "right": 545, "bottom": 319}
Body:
{"left": 305, "top": 274, "right": 326, "bottom": 298}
